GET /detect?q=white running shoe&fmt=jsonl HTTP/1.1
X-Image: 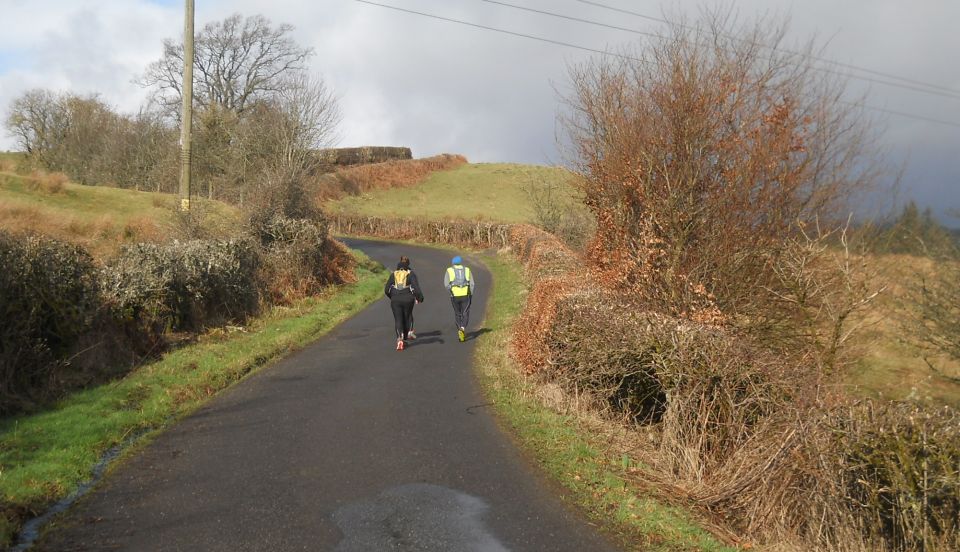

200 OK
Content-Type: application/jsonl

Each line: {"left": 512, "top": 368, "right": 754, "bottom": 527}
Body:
{"left": 407, "top": 330, "right": 417, "bottom": 340}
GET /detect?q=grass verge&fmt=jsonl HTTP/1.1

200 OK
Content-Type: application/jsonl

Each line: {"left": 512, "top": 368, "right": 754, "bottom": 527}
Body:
{"left": 0, "top": 253, "right": 385, "bottom": 546}
{"left": 474, "top": 253, "right": 735, "bottom": 552}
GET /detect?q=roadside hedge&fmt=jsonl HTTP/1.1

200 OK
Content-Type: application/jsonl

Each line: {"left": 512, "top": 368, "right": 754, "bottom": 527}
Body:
{"left": 0, "top": 233, "right": 102, "bottom": 412}
{"left": 102, "top": 239, "right": 262, "bottom": 335}
{"left": 0, "top": 215, "right": 354, "bottom": 415}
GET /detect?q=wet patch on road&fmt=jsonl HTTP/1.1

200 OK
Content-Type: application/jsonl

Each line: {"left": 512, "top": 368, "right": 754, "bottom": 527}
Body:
{"left": 333, "top": 483, "right": 509, "bottom": 551}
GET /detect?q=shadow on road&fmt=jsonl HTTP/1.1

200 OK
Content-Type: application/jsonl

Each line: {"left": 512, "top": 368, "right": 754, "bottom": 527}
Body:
{"left": 406, "top": 330, "right": 444, "bottom": 348}
{"left": 467, "top": 328, "right": 492, "bottom": 341}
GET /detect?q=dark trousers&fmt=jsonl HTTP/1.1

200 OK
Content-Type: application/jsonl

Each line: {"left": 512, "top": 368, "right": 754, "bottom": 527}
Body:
{"left": 450, "top": 295, "right": 472, "bottom": 329}
{"left": 391, "top": 293, "right": 416, "bottom": 339}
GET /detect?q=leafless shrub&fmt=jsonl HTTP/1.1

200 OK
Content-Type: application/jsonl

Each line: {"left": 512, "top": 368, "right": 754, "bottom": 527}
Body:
{"left": 907, "top": 260, "right": 960, "bottom": 383}
{"left": 102, "top": 238, "right": 262, "bottom": 335}
{"left": 520, "top": 173, "right": 594, "bottom": 249}
{"left": 330, "top": 213, "right": 512, "bottom": 249}
{"left": 834, "top": 401, "right": 960, "bottom": 551}
{"left": 561, "top": 9, "right": 880, "bottom": 328}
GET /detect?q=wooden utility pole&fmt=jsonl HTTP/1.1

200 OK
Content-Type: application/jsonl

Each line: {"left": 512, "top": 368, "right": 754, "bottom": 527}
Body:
{"left": 178, "top": 0, "right": 195, "bottom": 212}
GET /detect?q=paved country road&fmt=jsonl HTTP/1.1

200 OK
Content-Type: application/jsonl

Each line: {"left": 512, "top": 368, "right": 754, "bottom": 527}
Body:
{"left": 37, "top": 240, "right": 620, "bottom": 551}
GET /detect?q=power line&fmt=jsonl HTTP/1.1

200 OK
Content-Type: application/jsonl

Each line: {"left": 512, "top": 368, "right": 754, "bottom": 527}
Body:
{"left": 855, "top": 103, "right": 960, "bottom": 129}
{"left": 573, "top": 0, "right": 960, "bottom": 97}
{"left": 481, "top": 0, "right": 960, "bottom": 101}
{"left": 352, "top": 0, "right": 960, "bottom": 129}
{"left": 352, "top": 0, "right": 645, "bottom": 63}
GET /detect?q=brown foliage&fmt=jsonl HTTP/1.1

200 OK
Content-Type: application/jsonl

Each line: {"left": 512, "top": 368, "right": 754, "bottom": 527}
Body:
{"left": 507, "top": 224, "right": 580, "bottom": 375}
{"left": 562, "top": 11, "right": 879, "bottom": 329}
{"left": 313, "top": 154, "right": 468, "bottom": 201}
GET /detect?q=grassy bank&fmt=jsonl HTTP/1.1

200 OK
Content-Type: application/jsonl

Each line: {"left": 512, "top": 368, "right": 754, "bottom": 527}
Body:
{"left": 326, "top": 163, "right": 578, "bottom": 224}
{"left": 0, "top": 255, "right": 385, "bottom": 546}
{"left": 475, "top": 254, "right": 733, "bottom": 551}
{"left": 0, "top": 170, "right": 238, "bottom": 259}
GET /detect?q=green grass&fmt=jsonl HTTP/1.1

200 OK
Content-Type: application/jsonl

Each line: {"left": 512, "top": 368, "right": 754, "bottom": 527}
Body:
{"left": 0, "top": 255, "right": 386, "bottom": 546}
{"left": 326, "top": 163, "right": 579, "bottom": 224}
{"left": 475, "top": 254, "right": 734, "bottom": 551}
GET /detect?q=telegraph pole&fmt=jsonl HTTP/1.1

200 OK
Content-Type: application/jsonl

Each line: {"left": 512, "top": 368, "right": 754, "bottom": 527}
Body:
{"left": 178, "top": 0, "right": 195, "bottom": 212}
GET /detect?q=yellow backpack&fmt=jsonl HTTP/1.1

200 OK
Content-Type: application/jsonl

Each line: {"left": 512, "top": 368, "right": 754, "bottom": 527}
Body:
{"left": 393, "top": 269, "right": 410, "bottom": 290}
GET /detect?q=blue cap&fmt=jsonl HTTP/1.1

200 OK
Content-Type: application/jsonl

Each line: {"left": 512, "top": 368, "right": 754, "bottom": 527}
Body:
{"left": 452, "top": 256, "right": 462, "bottom": 265}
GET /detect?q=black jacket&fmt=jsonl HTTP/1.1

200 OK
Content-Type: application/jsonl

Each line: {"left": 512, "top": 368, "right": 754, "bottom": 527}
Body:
{"left": 384, "top": 269, "right": 424, "bottom": 303}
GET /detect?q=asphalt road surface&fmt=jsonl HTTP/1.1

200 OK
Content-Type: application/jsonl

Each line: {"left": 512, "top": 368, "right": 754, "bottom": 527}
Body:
{"left": 37, "top": 240, "right": 620, "bottom": 551}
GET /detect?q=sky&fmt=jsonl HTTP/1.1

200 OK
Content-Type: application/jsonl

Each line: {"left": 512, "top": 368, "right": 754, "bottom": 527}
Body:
{"left": 1, "top": 0, "right": 958, "bottom": 221}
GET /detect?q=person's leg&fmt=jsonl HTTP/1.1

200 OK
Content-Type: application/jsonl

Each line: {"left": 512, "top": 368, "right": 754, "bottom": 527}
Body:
{"left": 407, "top": 303, "right": 416, "bottom": 339}
{"left": 461, "top": 296, "right": 472, "bottom": 329}
{"left": 450, "top": 297, "right": 464, "bottom": 329}
{"left": 400, "top": 298, "right": 414, "bottom": 339}
{"left": 452, "top": 297, "right": 468, "bottom": 342}
{"left": 391, "top": 299, "right": 406, "bottom": 340}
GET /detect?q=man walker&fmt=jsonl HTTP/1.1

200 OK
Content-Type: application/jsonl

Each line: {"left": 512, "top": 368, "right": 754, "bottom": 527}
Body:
{"left": 444, "top": 255, "right": 475, "bottom": 342}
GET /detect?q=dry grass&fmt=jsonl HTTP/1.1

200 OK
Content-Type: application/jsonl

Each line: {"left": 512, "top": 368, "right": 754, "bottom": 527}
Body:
{"left": 23, "top": 171, "right": 69, "bottom": 194}
{"left": 0, "top": 169, "right": 238, "bottom": 260}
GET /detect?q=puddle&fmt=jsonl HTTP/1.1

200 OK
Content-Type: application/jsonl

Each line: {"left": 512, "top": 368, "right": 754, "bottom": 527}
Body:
{"left": 333, "top": 483, "right": 509, "bottom": 552}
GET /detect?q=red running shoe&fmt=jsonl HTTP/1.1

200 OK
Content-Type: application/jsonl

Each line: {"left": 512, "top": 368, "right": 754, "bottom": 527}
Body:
{"left": 396, "top": 339, "right": 405, "bottom": 351}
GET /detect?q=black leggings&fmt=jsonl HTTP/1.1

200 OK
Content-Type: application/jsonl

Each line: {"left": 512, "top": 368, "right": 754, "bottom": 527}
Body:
{"left": 391, "top": 292, "right": 416, "bottom": 339}
{"left": 450, "top": 295, "right": 472, "bottom": 329}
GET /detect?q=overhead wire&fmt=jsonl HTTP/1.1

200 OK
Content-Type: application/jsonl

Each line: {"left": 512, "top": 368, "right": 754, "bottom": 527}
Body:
{"left": 480, "top": 0, "right": 960, "bottom": 101}
{"left": 352, "top": 0, "right": 960, "bottom": 129}
{"left": 572, "top": 0, "right": 960, "bottom": 97}
{"left": 352, "top": 0, "right": 647, "bottom": 63}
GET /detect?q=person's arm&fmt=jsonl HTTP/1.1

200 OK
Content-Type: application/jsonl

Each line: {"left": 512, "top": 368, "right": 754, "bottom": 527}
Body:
{"left": 443, "top": 268, "right": 452, "bottom": 292}
{"left": 469, "top": 268, "right": 476, "bottom": 295}
{"left": 384, "top": 272, "right": 394, "bottom": 298}
{"left": 410, "top": 272, "right": 425, "bottom": 303}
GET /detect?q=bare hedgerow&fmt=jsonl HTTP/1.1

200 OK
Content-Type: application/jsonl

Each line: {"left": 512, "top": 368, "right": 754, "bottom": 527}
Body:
{"left": 0, "top": 231, "right": 101, "bottom": 412}
{"left": 251, "top": 215, "right": 356, "bottom": 304}
{"left": 102, "top": 239, "right": 262, "bottom": 335}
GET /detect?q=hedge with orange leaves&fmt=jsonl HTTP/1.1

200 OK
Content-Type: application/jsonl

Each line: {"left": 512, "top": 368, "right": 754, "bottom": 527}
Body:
{"left": 506, "top": 225, "right": 580, "bottom": 375}
{"left": 314, "top": 154, "right": 468, "bottom": 200}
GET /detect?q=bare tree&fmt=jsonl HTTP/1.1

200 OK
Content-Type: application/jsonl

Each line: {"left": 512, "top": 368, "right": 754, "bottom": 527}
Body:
{"left": 139, "top": 13, "right": 314, "bottom": 116}
{"left": 561, "top": 9, "right": 881, "bottom": 329}
{"left": 5, "top": 89, "right": 64, "bottom": 163}
{"left": 239, "top": 74, "right": 341, "bottom": 220}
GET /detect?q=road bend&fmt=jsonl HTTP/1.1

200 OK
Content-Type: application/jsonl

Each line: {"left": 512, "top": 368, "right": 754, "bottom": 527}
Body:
{"left": 37, "top": 239, "right": 620, "bottom": 551}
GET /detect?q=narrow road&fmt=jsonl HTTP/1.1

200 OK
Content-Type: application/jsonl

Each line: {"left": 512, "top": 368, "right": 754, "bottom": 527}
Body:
{"left": 38, "top": 240, "right": 619, "bottom": 551}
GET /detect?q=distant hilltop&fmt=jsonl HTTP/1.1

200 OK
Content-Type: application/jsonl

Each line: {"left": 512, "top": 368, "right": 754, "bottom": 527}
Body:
{"left": 316, "top": 146, "right": 413, "bottom": 167}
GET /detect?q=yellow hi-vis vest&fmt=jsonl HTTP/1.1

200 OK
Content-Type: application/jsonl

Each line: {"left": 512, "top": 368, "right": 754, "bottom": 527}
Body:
{"left": 447, "top": 265, "right": 472, "bottom": 297}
